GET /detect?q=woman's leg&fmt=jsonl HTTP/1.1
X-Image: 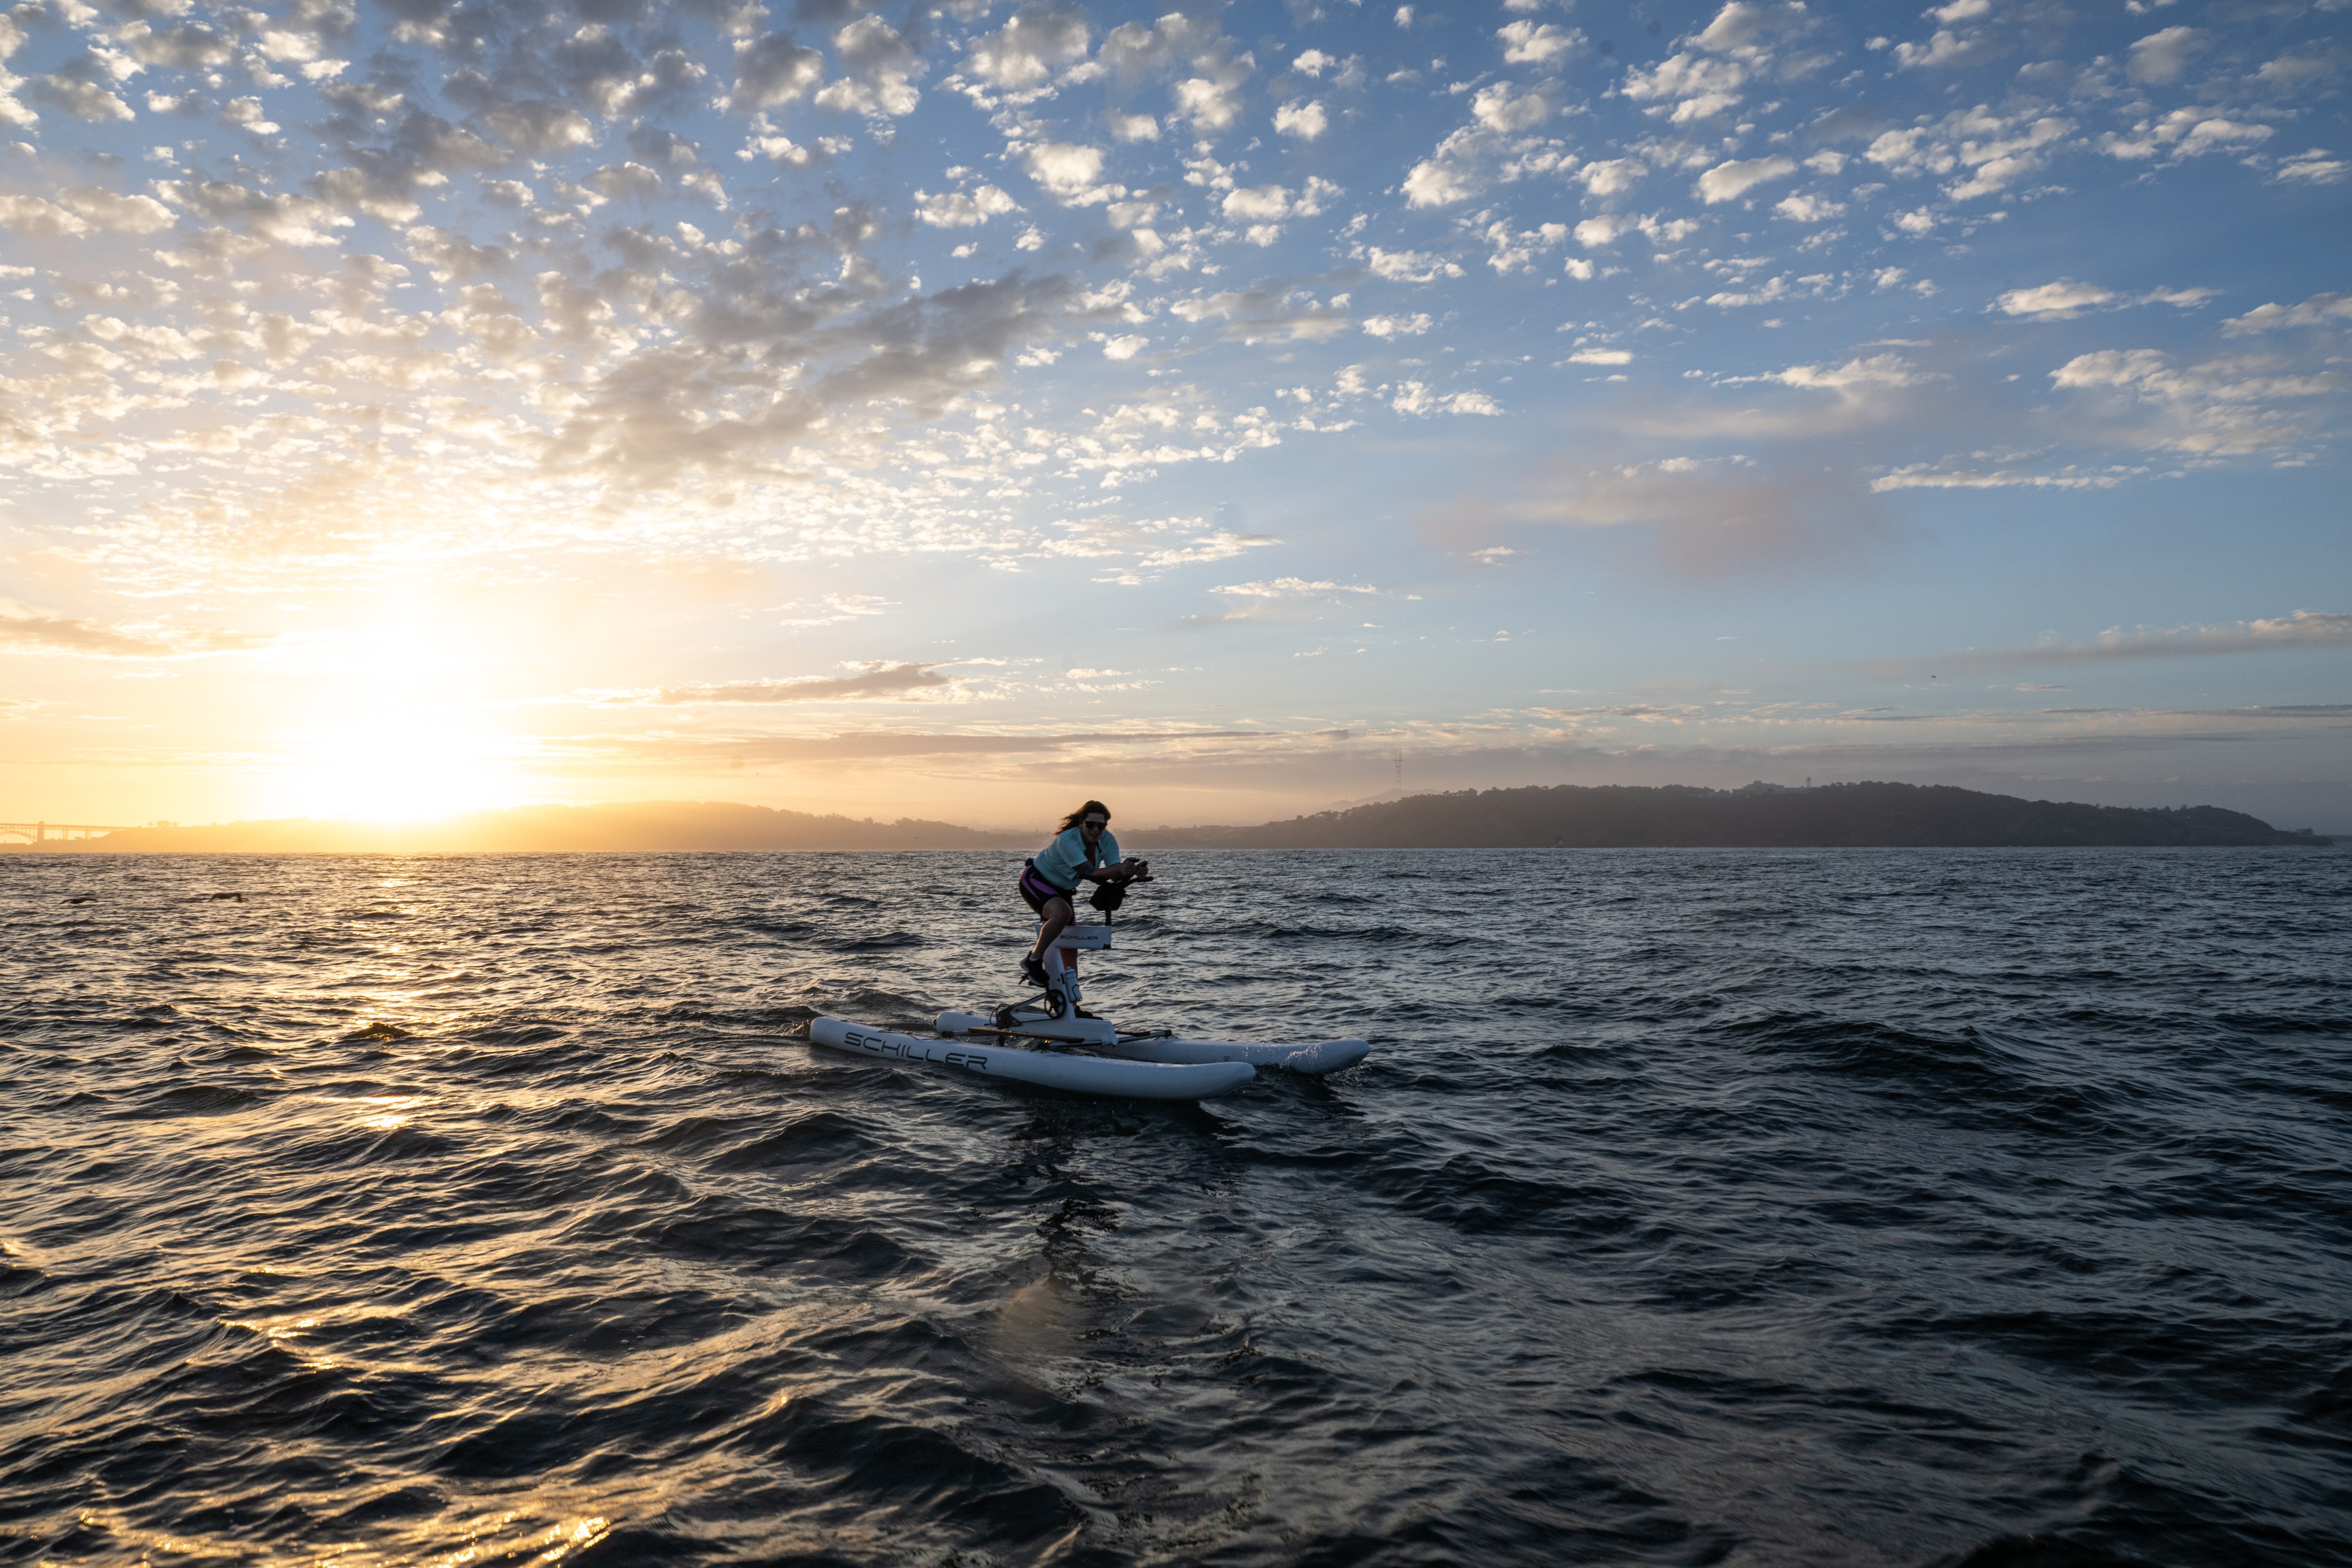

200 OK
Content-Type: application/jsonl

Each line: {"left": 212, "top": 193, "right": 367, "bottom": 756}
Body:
{"left": 1029, "top": 895, "right": 1073, "bottom": 963}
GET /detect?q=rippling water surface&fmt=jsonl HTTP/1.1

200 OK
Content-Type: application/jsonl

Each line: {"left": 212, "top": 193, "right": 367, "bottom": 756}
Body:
{"left": 4, "top": 848, "right": 2349, "bottom": 1567}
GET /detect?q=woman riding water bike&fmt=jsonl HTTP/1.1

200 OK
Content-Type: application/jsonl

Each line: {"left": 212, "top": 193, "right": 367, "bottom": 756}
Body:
{"left": 1019, "top": 800, "right": 1147, "bottom": 1001}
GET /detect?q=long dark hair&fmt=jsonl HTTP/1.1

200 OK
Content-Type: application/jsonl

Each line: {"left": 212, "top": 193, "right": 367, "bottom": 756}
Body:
{"left": 1058, "top": 799, "right": 1110, "bottom": 832}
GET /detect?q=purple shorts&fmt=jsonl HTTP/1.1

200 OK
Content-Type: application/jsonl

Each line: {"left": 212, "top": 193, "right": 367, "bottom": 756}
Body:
{"left": 1018, "top": 862, "right": 1073, "bottom": 914}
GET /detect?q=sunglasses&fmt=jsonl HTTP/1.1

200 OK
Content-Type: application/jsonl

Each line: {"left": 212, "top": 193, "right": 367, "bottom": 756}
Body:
{"left": 1082, "top": 818, "right": 1107, "bottom": 828}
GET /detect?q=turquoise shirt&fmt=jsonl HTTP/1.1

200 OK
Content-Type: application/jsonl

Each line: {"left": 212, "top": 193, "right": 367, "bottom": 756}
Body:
{"left": 1032, "top": 826, "right": 1119, "bottom": 892}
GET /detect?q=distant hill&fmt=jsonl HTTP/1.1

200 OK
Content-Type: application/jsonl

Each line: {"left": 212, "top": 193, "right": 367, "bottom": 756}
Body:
{"left": 1145, "top": 782, "right": 2334, "bottom": 849}
{"left": 28, "top": 801, "right": 1022, "bottom": 854}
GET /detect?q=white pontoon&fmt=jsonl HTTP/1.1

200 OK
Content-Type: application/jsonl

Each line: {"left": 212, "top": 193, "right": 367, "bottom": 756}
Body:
{"left": 807, "top": 880, "right": 1371, "bottom": 1098}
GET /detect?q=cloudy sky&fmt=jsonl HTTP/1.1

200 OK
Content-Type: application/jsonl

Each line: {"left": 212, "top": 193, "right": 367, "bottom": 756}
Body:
{"left": 0, "top": 0, "right": 2345, "bottom": 831}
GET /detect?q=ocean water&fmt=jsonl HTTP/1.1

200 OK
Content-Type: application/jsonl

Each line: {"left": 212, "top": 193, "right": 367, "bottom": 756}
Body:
{"left": 2, "top": 847, "right": 2348, "bottom": 1568}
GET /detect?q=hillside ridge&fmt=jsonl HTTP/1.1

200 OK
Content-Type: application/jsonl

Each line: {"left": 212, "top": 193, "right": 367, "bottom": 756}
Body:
{"left": 1142, "top": 782, "right": 2332, "bottom": 850}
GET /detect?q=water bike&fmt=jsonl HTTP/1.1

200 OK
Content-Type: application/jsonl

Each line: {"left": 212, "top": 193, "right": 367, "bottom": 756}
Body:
{"left": 808, "top": 872, "right": 1371, "bottom": 1099}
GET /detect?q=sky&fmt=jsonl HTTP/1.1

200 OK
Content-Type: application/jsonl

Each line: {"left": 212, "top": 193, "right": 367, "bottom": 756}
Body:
{"left": 0, "top": 0, "right": 2346, "bottom": 834}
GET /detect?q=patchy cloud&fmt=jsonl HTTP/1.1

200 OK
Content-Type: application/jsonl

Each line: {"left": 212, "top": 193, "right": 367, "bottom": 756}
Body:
{"left": 1997, "top": 280, "right": 2116, "bottom": 320}
{"left": 1024, "top": 140, "right": 1115, "bottom": 203}
{"left": 1697, "top": 155, "right": 1796, "bottom": 204}
{"left": 2099, "top": 109, "right": 2272, "bottom": 165}
{"left": 2049, "top": 350, "right": 2335, "bottom": 455}
{"left": 0, "top": 602, "right": 271, "bottom": 658}
{"left": 1274, "top": 99, "right": 1328, "bottom": 140}
{"left": 736, "top": 33, "right": 824, "bottom": 108}
{"left": 1171, "top": 284, "right": 1349, "bottom": 343}
{"left": 1212, "top": 578, "right": 1379, "bottom": 598}
{"left": 816, "top": 17, "right": 925, "bottom": 117}
{"left": 1994, "top": 280, "right": 2214, "bottom": 320}
{"left": 633, "top": 663, "right": 959, "bottom": 704}
{"left": 2224, "top": 292, "right": 2352, "bottom": 334}
{"left": 1867, "top": 106, "right": 2071, "bottom": 201}
{"left": 1441, "top": 455, "right": 1895, "bottom": 580}
{"left": 1867, "top": 611, "right": 2352, "bottom": 674}
{"left": 916, "top": 185, "right": 1020, "bottom": 227}
{"left": 2127, "top": 26, "right": 2206, "bottom": 85}
{"left": 966, "top": 4, "right": 1090, "bottom": 92}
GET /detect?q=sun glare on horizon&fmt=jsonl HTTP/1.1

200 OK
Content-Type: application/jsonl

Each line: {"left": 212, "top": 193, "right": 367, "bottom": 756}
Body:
{"left": 252, "top": 600, "right": 536, "bottom": 824}
{"left": 261, "top": 729, "right": 532, "bottom": 824}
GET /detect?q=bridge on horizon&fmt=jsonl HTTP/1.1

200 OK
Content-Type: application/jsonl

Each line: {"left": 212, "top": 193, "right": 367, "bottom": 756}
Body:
{"left": 0, "top": 822, "right": 140, "bottom": 844}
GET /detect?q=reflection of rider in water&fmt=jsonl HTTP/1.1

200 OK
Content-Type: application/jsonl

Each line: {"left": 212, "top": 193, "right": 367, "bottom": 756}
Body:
{"left": 1017, "top": 799, "right": 1147, "bottom": 993}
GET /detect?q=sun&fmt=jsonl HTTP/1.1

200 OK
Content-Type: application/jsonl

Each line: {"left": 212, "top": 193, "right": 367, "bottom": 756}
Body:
{"left": 265, "top": 718, "right": 530, "bottom": 824}
{"left": 255, "top": 597, "right": 535, "bottom": 824}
